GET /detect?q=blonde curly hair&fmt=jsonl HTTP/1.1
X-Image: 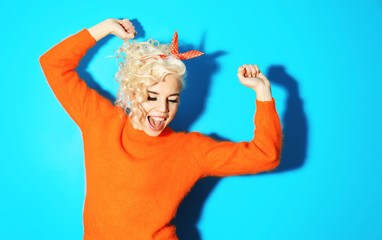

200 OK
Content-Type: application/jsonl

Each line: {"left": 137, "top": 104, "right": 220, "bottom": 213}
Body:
{"left": 114, "top": 38, "right": 186, "bottom": 129}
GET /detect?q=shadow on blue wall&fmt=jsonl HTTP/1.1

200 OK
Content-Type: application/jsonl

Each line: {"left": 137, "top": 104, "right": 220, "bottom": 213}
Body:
{"left": 168, "top": 34, "right": 226, "bottom": 239}
{"left": 268, "top": 66, "right": 308, "bottom": 172}
{"left": 77, "top": 18, "right": 145, "bottom": 103}
{"left": 76, "top": 19, "right": 308, "bottom": 240}
{"left": 172, "top": 65, "right": 308, "bottom": 239}
{"left": 77, "top": 33, "right": 116, "bottom": 102}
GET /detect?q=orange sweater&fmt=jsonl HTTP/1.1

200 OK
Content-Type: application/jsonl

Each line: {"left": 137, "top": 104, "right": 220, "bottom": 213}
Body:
{"left": 40, "top": 29, "right": 282, "bottom": 240}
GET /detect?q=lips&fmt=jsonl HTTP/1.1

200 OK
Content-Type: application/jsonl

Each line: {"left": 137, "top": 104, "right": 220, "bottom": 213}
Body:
{"left": 147, "top": 116, "right": 167, "bottom": 131}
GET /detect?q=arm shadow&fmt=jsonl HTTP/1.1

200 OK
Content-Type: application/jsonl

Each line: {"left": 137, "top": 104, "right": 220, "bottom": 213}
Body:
{"left": 76, "top": 34, "right": 116, "bottom": 102}
{"left": 172, "top": 64, "right": 308, "bottom": 239}
{"left": 267, "top": 65, "right": 308, "bottom": 172}
{"left": 76, "top": 18, "right": 145, "bottom": 103}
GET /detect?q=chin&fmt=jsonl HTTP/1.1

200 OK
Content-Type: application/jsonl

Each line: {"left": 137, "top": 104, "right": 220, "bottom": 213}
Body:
{"left": 143, "top": 126, "right": 164, "bottom": 137}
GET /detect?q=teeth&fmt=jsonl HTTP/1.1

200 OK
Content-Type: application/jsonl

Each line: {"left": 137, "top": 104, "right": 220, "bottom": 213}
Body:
{"left": 151, "top": 117, "right": 166, "bottom": 121}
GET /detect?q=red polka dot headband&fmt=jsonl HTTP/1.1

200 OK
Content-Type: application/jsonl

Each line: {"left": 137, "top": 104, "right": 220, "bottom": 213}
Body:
{"left": 140, "top": 30, "right": 204, "bottom": 61}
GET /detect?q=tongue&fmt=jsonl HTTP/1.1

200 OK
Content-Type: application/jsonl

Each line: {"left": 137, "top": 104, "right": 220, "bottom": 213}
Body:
{"left": 149, "top": 117, "right": 165, "bottom": 131}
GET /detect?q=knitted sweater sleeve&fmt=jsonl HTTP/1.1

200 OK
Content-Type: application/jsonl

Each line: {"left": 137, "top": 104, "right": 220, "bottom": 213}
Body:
{"left": 39, "top": 29, "right": 115, "bottom": 129}
{"left": 195, "top": 98, "right": 282, "bottom": 177}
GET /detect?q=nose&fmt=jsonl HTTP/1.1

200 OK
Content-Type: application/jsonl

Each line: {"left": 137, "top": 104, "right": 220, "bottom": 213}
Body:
{"left": 158, "top": 99, "right": 169, "bottom": 113}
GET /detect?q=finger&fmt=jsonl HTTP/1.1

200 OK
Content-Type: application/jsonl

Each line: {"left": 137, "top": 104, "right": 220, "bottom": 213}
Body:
{"left": 125, "top": 26, "right": 135, "bottom": 33}
{"left": 126, "top": 31, "right": 135, "bottom": 39}
{"left": 237, "top": 66, "right": 245, "bottom": 77}
{"left": 238, "top": 66, "right": 245, "bottom": 73}
{"left": 126, "top": 31, "right": 136, "bottom": 40}
{"left": 237, "top": 66, "right": 249, "bottom": 81}
{"left": 242, "top": 66, "right": 248, "bottom": 77}
{"left": 123, "top": 19, "right": 133, "bottom": 27}
{"left": 242, "top": 64, "right": 249, "bottom": 77}
{"left": 117, "top": 19, "right": 127, "bottom": 25}
{"left": 125, "top": 27, "right": 134, "bottom": 33}
{"left": 120, "top": 19, "right": 131, "bottom": 24}
{"left": 119, "top": 29, "right": 135, "bottom": 40}
{"left": 117, "top": 19, "right": 136, "bottom": 39}
{"left": 122, "top": 22, "right": 134, "bottom": 29}
{"left": 117, "top": 19, "right": 133, "bottom": 29}
{"left": 251, "top": 64, "right": 258, "bottom": 77}
{"left": 122, "top": 23, "right": 134, "bottom": 30}
{"left": 244, "top": 65, "right": 253, "bottom": 78}
{"left": 249, "top": 65, "right": 257, "bottom": 78}
{"left": 254, "top": 64, "right": 260, "bottom": 76}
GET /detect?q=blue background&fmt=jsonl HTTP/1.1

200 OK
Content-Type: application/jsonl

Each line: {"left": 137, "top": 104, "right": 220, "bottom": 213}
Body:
{"left": 1, "top": 0, "right": 381, "bottom": 239}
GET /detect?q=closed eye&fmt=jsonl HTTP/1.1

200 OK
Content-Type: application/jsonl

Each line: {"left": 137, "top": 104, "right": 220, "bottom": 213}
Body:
{"left": 147, "top": 97, "right": 157, "bottom": 101}
{"left": 168, "top": 99, "right": 179, "bottom": 103}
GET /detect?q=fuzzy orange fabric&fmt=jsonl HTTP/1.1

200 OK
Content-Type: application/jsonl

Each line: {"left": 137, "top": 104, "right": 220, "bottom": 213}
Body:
{"left": 40, "top": 29, "right": 282, "bottom": 240}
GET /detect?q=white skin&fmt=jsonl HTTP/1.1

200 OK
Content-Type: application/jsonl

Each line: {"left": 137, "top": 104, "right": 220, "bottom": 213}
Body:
{"left": 139, "top": 74, "right": 181, "bottom": 136}
{"left": 88, "top": 19, "right": 273, "bottom": 136}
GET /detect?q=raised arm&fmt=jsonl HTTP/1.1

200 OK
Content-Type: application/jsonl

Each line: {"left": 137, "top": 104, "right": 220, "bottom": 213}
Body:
{"left": 196, "top": 65, "right": 282, "bottom": 177}
{"left": 39, "top": 19, "right": 136, "bottom": 128}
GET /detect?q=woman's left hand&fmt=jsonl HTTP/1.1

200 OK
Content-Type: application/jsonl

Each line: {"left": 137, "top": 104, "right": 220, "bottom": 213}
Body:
{"left": 237, "top": 64, "right": 273, "bottom": 101}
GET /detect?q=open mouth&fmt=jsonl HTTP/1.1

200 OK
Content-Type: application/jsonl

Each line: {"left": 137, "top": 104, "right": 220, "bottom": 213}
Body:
{"left": 147, "top": 116, "right": 167, "bottom": 131}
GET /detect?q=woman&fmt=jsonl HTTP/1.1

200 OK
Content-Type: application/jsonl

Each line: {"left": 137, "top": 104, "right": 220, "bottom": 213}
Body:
{"left": 40, "top": 18, "right": 282, "bottom": 240}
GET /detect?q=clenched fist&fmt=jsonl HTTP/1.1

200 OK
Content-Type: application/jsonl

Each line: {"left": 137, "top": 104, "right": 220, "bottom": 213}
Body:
{"left": 88, "top": 18, "right": 137, "bottom": 42}
{"left": 237, "top": 64, "right": 273, "bottom": 101}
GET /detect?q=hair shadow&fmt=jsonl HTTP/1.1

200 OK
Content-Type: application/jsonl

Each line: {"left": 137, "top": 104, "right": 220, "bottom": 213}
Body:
{"left": 169, "top": 33, "right": 226, "bottom": 131}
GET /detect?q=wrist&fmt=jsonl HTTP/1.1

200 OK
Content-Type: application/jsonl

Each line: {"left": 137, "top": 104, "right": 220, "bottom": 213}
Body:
{"left": 254, "top": 85, "right": 272, "bottom": 101}
{"left": 88, "top": 19, "right": 114, "bottom": 41}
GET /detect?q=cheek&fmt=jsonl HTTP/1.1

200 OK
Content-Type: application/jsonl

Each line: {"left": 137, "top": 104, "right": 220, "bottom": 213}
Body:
{"left": 141, "top": 102, "right": 153, "bottom": 114}
{"left": 169, "top": 104, "right": 179, "bottom": 118}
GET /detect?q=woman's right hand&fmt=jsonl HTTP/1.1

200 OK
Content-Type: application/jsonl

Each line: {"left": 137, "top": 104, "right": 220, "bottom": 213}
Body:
{"left": 88, "top": 18, "right": 137, "bottom": 42}
{"left": 109, "top": 19, "right": 136, "bottom": 41}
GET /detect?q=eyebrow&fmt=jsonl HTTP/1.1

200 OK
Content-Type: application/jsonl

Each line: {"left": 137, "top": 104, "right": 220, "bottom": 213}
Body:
{"left": 147, "top": 90, "right": 180, "bottom": 97}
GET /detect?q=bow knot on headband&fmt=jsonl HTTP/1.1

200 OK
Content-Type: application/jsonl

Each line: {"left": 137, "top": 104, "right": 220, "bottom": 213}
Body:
{"left": 140, "top": 30, "right": 204, "bottom": 61}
